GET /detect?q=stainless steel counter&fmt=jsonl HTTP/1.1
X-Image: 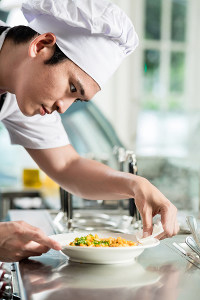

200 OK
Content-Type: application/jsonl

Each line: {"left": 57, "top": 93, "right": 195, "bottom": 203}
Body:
{"left": 8, "top": 210, "right": 200, "bottom": 300}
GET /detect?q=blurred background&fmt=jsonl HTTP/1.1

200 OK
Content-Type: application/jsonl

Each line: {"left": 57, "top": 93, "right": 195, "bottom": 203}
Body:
{"left": 0, "top": 0, "right": 200, "bottom": 218}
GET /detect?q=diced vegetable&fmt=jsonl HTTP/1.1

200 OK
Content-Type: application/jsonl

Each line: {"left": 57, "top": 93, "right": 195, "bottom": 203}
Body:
{"left": 69, "top": 234, "right": 139, "bottom": 247}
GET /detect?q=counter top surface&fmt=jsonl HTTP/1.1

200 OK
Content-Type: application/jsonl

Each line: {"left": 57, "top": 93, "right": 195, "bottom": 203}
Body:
{"left": 8, "top": 210, "right": 200, "bottom": 300}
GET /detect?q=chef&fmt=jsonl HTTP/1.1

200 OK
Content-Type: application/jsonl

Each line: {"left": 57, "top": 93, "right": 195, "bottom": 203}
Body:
{"left": 0, "top": 0, "right": 179, "bottom": 262}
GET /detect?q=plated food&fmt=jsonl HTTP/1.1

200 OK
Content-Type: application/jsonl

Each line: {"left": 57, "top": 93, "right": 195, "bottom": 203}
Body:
{"left": 69, "top": 233, "right": 139, "bottom": 247}
{"left": 50, "top": 232, "right": 160, "bottom": 264}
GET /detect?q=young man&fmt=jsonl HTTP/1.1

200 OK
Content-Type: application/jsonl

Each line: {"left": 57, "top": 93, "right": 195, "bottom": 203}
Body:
{"left": 0, "top": 0, "right": 179, "bottom": 262}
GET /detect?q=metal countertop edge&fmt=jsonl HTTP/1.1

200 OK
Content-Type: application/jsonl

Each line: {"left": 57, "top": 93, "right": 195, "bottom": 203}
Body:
{"left": 13, "top": 262, "right": 27, "bottom": 300}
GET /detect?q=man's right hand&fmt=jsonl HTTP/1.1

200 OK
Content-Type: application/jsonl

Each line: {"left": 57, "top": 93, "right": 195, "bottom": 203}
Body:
{"left": 133, "top": 176, "right": 179, "bottom": 239}
{"left": 0, "top": 221, "right": 61, "bottom": 262}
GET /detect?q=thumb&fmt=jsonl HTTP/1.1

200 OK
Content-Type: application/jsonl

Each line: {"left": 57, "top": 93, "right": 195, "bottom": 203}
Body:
{"left": 141, "top": 208, "right": 153, "bottom": 238}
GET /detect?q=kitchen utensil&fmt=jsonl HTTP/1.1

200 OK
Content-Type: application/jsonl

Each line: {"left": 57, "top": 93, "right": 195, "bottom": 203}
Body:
{"left": 186, "top": 216, "right": 200, "bottom": 249}
{"left": 173, "top": 241, "right": 200, "bottom": 269}
{"left": 185, "top": 236, "right": 200, "bottom": 257}
{"left": 173, "top": 242, "right": 199, "bottom": 261}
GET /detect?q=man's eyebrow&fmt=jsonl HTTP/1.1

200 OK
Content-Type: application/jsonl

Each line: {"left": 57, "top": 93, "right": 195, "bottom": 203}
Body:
{"left": 77, "top": 80, "right": 85, "bottom": 97}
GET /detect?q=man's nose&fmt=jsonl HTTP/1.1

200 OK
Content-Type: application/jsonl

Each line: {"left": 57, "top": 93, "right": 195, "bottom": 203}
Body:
{"left": 55, "top": 98, "right": 74, "bottom": 114}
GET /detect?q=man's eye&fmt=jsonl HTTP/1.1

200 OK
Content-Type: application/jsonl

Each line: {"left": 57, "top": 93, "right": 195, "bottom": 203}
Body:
{"left": 74, "top": 99, "right": 83, "bottom": 103}
{"left": 74, "top": 99, "right": 89, "bottom": 103}
{"left": 70, "top": 83, "right": 77, "bottom": 93}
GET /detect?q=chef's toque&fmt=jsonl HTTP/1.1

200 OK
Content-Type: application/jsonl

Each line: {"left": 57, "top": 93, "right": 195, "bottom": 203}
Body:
{"left": 22, "top": 0, "right": 139, "bottom": 88}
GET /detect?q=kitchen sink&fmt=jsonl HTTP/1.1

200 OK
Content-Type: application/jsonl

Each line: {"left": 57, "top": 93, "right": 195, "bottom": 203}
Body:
{"left": 50, "top": 209, "right": 140, "bottom": 234}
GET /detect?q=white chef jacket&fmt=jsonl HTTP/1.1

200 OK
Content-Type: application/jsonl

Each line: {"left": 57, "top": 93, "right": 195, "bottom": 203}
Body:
{"left": 0, "top": 22, "right": 70, "bottom": 149}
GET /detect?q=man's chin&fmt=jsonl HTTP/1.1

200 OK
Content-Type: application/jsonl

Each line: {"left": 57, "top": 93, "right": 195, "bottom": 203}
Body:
{"left": 16, "top": 96, "right": 37, "bottom": 117}
{"left": 19, "top": 107, "right": 36, "bottom": 117}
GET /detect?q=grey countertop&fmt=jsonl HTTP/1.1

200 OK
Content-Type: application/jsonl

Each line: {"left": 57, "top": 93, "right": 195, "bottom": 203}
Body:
{"left": 8, "top": 210, "right": 200, "bottom": 300}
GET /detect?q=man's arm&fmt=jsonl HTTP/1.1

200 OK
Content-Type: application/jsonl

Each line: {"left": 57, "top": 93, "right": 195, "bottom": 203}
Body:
{"left": 26, "top": 145, "right": 179, "bottom": 239}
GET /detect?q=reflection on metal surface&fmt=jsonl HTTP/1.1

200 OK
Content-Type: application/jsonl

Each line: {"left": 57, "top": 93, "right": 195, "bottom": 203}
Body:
{"left": 19, "top": 258, "right": 64, "bottom": 300}
{"left": 18, "top": 255, "right": 162, "bottom": 300}
{"left": 18, "top": 254, "right": 185, "bottom": 300}
{"left": 57, "top": 260, "right": 161, "bottom": 288}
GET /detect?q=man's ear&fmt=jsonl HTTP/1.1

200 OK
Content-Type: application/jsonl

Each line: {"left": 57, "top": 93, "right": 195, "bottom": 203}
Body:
{"left": 28, "top": 32, "right": 56, "bottom": 58}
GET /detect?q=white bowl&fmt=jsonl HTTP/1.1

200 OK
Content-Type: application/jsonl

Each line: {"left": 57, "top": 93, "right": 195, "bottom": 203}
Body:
{"left": 50, "top": 231, "right": 160, "bottom": 264}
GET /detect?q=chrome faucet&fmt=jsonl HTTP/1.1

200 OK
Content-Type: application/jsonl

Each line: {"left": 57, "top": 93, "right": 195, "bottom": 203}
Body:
{"left": 113, "top": 146, "right": 141, "bottom": 225}
{"left": 114, "top": 147, "right": 127, "bottom": 210}
{"left": 53, "top": 187, "right": 73, "bottom": 232}
{"left": 126, "top": 151, "right": 141, "bottom": 224}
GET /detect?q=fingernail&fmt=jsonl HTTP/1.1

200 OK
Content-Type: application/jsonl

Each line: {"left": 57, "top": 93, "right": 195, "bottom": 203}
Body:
{"left": 143, "top": 232, "right": 149, "bottom": 238}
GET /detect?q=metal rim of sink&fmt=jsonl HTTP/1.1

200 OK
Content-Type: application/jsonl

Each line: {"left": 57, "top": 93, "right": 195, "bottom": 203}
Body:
{"left": 73, "top": 212, "right": 110, "bottom": 220}
{"left": 73, "top": 219, "right": 116, "bottom": 228}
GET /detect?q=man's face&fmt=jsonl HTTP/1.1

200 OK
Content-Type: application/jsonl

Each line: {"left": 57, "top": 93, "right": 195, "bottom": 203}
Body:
{"left": 14, "top": 50, "right": 100, "bottom": 117}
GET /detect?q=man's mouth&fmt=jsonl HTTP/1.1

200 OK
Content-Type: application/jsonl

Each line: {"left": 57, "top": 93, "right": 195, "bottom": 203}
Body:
{"left": 40, "top": 104, "right": 51, "bottom": 116}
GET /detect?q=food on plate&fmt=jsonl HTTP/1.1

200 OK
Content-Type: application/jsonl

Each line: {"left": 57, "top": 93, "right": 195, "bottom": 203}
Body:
{"left": 69, "top": 234, "right": 139, "bottom": 247}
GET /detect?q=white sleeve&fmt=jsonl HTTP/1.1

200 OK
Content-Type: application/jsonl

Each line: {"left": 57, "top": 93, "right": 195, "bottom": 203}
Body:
{"left": 1, "top": 93, "right": 70, "bottom": 149}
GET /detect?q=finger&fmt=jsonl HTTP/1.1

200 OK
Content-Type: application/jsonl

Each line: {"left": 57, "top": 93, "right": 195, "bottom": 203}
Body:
{"left": 20, "top": 252, "right": 43, "bottom": 260}
{"left": 160, "top": 205, "right": 177, "bottom": 238}
{"left": 157, "top": 216, "right": 179, "bottom": 240}
{"left": 159, "top": 235, "right": 168, "bottom": 240}
{"left": 31, "top": 233, "right": 61, "bottom": 251}
{"left": 174, "top": 220, "right": 180, "bottom": 235}
{"left": 23, "top": 241, "right": 50, "bottom": 254}
{"left": 23, "top": 229, "right": 61, "bottom": 250}
{"left": 155, "top": 232, "right": 166, "bottom": 240}
{"left": 12, "top": 221, "right": 62, "bottom": 250}
{"left": 15, "top": 221, "right": 62, "bottom": 250}
{"left": 25, "top": 252, "right": 43, "bottom": 257}
{"left": 141, "top": 207, "right": 153, "bottom": 237}
{"left": 14, "top": 251, "right": 43, "bottom": 262}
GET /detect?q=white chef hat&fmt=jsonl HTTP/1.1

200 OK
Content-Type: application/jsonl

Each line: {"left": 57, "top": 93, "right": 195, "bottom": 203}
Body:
{"left": 22, "top": 0, "right": 139, "bottom": 88}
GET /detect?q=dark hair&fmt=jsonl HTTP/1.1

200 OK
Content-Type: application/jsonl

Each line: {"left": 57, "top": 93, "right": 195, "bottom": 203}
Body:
{"left": 1, "top": 25, "right": 68, "bottom": 65}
